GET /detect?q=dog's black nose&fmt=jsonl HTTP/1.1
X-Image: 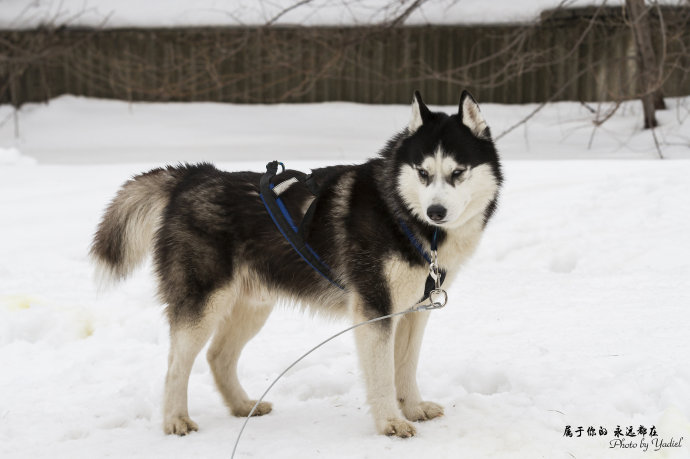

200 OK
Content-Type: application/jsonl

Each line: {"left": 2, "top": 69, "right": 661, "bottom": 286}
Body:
{"left": 426, "top": 205, "right": 447, "bottom": 222}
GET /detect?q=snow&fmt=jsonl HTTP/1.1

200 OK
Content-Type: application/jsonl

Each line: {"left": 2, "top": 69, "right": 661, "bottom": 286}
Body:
{"left": 1, "top": 96, "right": 690, "bottom": 458}
{"left": 0, "top": 146, "right": 36, "bottom": 166}
{"left": 2, "top": 95, "right": 689, "bottom": 163}
{"left": 0, "top": 0, "right": 685, "bottom": 29}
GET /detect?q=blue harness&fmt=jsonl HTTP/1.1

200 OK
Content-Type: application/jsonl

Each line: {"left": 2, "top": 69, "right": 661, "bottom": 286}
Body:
{"left": 259, "top": 161, "right": 445, "bottom": 301}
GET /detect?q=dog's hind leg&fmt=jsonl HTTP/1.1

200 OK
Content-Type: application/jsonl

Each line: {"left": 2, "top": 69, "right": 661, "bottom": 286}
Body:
{"left": 163, "top": 315, "right": 215, "bottom": 435}
{"left": 394, "top": 310, "right": 444, "bottom": 422}
{"left": 207, "top": 299, "right": 273, "bottom": 418}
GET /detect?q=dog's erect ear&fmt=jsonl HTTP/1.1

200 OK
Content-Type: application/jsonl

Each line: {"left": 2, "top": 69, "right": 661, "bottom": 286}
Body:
{"left": 408, "top": 90, "right": 432, "bottom": 134}
{"left": 459, "top": 90, "right": 490, "bottom": 139}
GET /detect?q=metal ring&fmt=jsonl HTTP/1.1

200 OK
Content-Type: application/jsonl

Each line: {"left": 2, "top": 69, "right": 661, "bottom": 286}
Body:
{"left": 428, "top": 288, "right": 448, "bottom": 309}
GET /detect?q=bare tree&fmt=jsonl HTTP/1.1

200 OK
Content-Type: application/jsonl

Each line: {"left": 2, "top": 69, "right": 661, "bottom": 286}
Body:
{"left": 626, "top": 0, "right": 665, "bottom": 128}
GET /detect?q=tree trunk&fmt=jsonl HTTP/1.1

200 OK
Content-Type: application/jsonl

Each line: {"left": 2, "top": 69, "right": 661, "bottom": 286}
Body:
{"left": 626, "top": 0, "right": 666, "bottom": 128}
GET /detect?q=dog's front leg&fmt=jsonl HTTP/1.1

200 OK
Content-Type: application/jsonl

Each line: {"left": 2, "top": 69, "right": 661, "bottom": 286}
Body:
{"left": 394, "top": 310, "right": 444, "bottom": 422}
{"left": 353, "top": 305, "right": 416, "bottom": 438}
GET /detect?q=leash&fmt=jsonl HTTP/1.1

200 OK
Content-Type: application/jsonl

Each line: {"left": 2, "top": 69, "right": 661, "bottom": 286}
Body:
{"left": 230, "top": 257, "right": 448, "bottom": 458}
{"left": 233, "top": 161, "right": 449, "bottom": 457}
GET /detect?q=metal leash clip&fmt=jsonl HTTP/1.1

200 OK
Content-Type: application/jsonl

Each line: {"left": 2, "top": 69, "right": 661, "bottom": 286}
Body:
{"left": 427, "top": 250, "right": 448, "bottom": 309}
{"left": 428, "top": 250, "right": 440, "bottom": 286}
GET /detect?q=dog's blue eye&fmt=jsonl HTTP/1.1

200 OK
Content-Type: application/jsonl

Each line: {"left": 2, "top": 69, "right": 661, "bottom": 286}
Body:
{"left": 452, "top": 169, "right": 464, "bottom": 179}
{"left": 417, "top": 169, "right": 429, "bottom": 179}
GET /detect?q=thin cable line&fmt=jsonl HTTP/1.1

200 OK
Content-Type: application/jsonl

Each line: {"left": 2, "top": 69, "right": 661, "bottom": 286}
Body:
{"left": 230, "top": 302, "right": 437, "bottom": 458}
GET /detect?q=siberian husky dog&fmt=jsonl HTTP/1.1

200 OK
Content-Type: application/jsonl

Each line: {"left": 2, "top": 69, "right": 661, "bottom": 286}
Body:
{"left": 90, "top": 91, "right": 502, "bottom": 438}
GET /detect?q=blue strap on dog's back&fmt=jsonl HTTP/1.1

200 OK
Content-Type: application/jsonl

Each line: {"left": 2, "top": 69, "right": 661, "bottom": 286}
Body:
{"left": 260, "top": 161, "right": 443, "bottom": 300}
{"left": 260, "top": 161, "right": 345, "bottom": 290}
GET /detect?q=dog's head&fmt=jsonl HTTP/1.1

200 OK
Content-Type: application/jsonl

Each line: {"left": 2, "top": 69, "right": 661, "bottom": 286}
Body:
{"left": 393, "top": 91, "right": 502, "bottom": 229}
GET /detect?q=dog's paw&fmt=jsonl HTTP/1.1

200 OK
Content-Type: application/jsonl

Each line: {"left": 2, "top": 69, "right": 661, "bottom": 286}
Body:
{"left": 163, "top": 415, "right": 198, "bottom": 436}
{"left": 380, "top": 418, "right": 417, "bottom": 438}
{"left": 402, "top": 401, "right": 444, "bottom": 422}
{"left": 231, "top": 400, "right": 273, "bottom": 417}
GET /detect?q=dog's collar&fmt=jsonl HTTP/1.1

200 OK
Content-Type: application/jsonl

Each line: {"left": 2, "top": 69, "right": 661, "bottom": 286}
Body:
{"left": 398, "top": 220, "right": 445, "bottom": 303}
{"left": 397, "top": 219, "right": 438, "bottom": 264}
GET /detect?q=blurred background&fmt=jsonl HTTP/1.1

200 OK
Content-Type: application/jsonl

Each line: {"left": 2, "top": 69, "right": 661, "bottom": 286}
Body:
{"left": 1, "top": 0, "right": 689, "bottom": 162}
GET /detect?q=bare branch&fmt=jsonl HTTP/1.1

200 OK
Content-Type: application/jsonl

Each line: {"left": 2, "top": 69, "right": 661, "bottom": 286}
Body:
{"left": 265, "top": 0, "right": 315, "bottom": 26}
{"left": 387, "top": 0, "right": 431, "bottom": 27}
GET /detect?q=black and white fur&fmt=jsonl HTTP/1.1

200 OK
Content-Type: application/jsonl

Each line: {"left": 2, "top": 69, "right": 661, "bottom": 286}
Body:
{"left": 90, "top": 91, "right": 502, "bottom": 438}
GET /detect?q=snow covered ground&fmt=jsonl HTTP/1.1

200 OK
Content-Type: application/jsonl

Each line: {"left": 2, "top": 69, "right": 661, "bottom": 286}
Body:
{"left": 1, "top": 96, "right": 689, "bottom": 163}
{"left": 1, "top": 97, "right": 689, "bottom": 458}
{"left": 3, "top": 0, "right": 685, "bottom": 29}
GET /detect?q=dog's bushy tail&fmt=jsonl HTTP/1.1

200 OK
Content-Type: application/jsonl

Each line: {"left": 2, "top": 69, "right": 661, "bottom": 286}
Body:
{"left": 90, "top": 166, "right": 181, "bottom": 288}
